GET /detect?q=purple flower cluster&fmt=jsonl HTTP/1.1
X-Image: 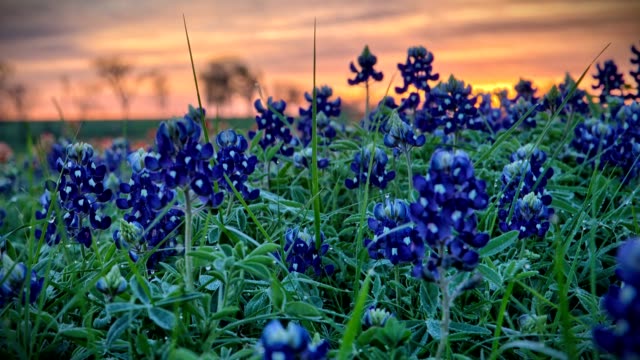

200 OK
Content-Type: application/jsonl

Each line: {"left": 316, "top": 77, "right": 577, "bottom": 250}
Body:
{"left": 593, "top": 59, "right": 625, "bottom": 103}
{"left": 512, "top": 78, "right": 539, "bottom": 103}
{"left": 36, "top": 143, "right": 113, "bottom": 248}
{"left": 364, "top": 198, "right": 423, "bottom": 265}
{"left": 298, "top": 86, "right": 341, "bottom": 147}
{"left": 630, "top": 45, "right": 640, "bottom": 100}
{"left": 144, "top": 109, "right": 224, "bottom": 206}
{"left": 424, "top": 75, "right": 479, "bottom": 134}
{"left": 409, "top": 149, "right": 489, "bottom": 281}
{"left": 114, "top": 149, "right": 183, "bottom": 266}
{"left": 280, "top": 227, "right": 334, "bottom": 277}
{"left": 213, "top": 129, "right": 260, "bottom": 202}
{"left": 258, "top": 320, "right": 329, "bottom": 360}
{"left": 362, "top": 306, "right": 393, "bottom": 329}
{"left": 345, "top": 146, "right": 395, "bottom": 190}
{"left": 250, "top": 97, "right": 296, "bottom": 159}
{"left": 102, "top": 138, "right": 131, "bottom": 174}
{"left": 0, "top": 254, "right": 44, "bottom": 307}
{"left": 557, "top": 74, "right": 590, "bottom": 116}
{"left": 348, "top": 45, "right": 383, "bottom": 86}
{"left": 572, "top": 102, "right": 640, "bottom": 182}
{"left": 395, "top": 46, "right": 440, "bottom": 94}
{"left": 382, "top": 111, "right": 426, "bottom": 152}
{"left": 498, "top": 145, "right": 554, "bottom": 239}
{"left": 593, "top": 238, "right": 640, "bottom": 358}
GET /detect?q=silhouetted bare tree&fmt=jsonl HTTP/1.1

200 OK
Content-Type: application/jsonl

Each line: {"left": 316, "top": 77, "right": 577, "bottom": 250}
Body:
{"left": 0, "top": 61, "right": 14, "bottom": 120}
{"left": 6, "top": 83, "right": 28, "bottom": 120}
{"left": 200, "top": 59, "right": 260, "bottom": 117}
{"left": 61, "top": 75, "right": 103, "bottom": 121}
{"left": 93, "top": 56, "right": 136, "bottom": 119}
{"left": 272, "top": 81, "right": 303, "bottom": 108}
{"left": 139, "top": 69, "right": 169, "bottom": 110}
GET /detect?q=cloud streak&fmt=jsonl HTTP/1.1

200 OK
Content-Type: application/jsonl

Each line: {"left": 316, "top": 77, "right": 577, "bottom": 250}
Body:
{"left": 0, "top": 0, "right": 638, "bottom": 120}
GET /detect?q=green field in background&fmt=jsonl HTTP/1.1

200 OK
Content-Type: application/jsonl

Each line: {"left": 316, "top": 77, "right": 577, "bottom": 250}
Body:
{"left": 0, "top": 118, "right": 254, "bottom": 153}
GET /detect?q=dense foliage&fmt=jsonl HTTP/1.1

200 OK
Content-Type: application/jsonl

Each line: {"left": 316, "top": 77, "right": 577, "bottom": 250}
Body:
{"left": 1, "top": 42, "right": 640, "bottom": 360}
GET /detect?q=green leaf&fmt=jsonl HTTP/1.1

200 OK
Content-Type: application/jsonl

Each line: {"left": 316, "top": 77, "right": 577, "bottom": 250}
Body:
{"left": 338, "top": 270, "right": 373, "bottom": 360}
{"left": 106, "top": 315, "right": 134, "bottom": 348}
{"left": 285, "top": 301, "right": 322, "bottom": 318}
{"left": 480, "top": 231, "right": 519, "bottom": 257}
{"left": 106, "top": 302, "right": 146, "bottom": 316}
{"left": 130, "top": 276, "right": 151, "bottom": 305}
{"left": 60, "top": 327, "right": 103, "bottom": 344}
{"left": 248, "top": 242, "right": 280, "bottom": 257}
{"left": 269, "top": 276, "right": 286, "bottom": 310}
{"left": 235, "top": 208, "right": 247, "bottom": 231}
{"left": 211, "top": 306, "right": 240, "bottom": 320}
{"left": 477, "top": 264, "right": 503, "bottom": 288}
{"left": 136, "top": 332, "right": 152, "bottom": 356}
{"left": 155, "top": 292, "right": 204, "bottom": 307}
{"left": 208, "top": 226, "right": 221, "bottom": 244}
{"left": 148, "top": 307, "right": 176, "bottom": 330}
{"left": 169, "top": 348, "right": 200, "bottom": 360}
{"left": 498, "top": 340, "right": 567, "bottom": 360}
{"left": 449, "top": 321, "right": 491, "bottom": 335}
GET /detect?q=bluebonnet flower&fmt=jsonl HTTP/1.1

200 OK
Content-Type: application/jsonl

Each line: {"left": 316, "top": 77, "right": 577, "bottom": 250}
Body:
{"left": 513, "top": 78, "right": 539, "bottom": 103}
{"left": 0, "top": 162, "right": 20, "bottom": 195}
{"left": 115, "top": 148, "right": 184, "bottom": 267}
{"left": 364, "top": 96, "right": 399, "bottom": 132}
{"left": 557, "top": 74, "right": 590, "bottom": 116}
{"left": 499, "top": 192, "right": 554, "bottom": 239}
{"left": 613, "top": 102, "right": 640, "bottom": 181}
{"left": 425, "top": 75, "right": 478, "bottom": 134}
{"left": 382, "top": 112, "right": 425, "bottom": 152}
{"left": 409, "top": 149, "right": 489, "bottom": 281}
{"left": 498, "top": 145, "right": 554, "bottom": 239}
{"left": 345, "top": 146, "right": 395, "bottom": 190}
{"left": 470, "top": 93, "right": 502, "bottom": 133}
{"left": 629, "top": 44, "right": 640, "bottom": 101}
{"left": 593, "top": 59, "right": 625, "bottom": 103}
{"left": 46, "top": 137, "right": 71, "bottom": 172}
{"left": 395, "top": 46, "right": 439, "bottom": 94}
{"left": 592, "top": 238, "right": 640, "bottom": 358}
{"left": 143, "top": 107, "right": 261, "bottom": 208}
{"left": 96, "top": 264, "right": 127, "bottom": 300}
{"left": 298, "top": 86, "right": 341, "bottom": 147}
{"left": 541, "top": 85, "right": 562, "bottom": 115}
{"left": 36, "top": 143, "right": 112, "bottom": 248}
{"left": 362, "top": 306, "right": 393, "bottom": 329}
{"left": 572, "top": 117, "right": 619, "bottom": 167}
{"left": 280, "top": 227, "right": 334, "bottom": 277}
{"left": 348, "top": 45, "right": 384, "bottom": 85}
{"left": 102, "top": 138, "right": 131, "bottom": 173}
{"left": 292, "top": 148, "right": 329, "bottom": 170}
{"left": 505, "top": 97, "right": 540, "bottom": 129}
{"left": 258, "top": 319, "right": 329, "bottom": 360}
{"left": 0, "top": 253, "right": 44, "bottom": 307}
{"left": 250, "top": 97, "right": 296, "bottom": 159}
{"left": 364, "top": 198, "right": 423, "bottom": 265}
{"left": 212, "top": 129, "right": 260, "bottom": 202}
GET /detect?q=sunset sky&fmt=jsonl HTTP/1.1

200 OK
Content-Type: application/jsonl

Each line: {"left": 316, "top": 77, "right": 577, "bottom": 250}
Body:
{"left": 0, "top": 0, "right": 639, "bottom": 121}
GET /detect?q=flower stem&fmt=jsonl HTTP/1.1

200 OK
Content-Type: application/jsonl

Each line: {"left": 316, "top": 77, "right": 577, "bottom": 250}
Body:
{"left": 405, "top": 148, "right": 414, "bottom": 192}
{"left": 436, "top": 275, "right": 451, "bottom": 360}
{"left": 184, "top": 189, "right": 194, "bottom": 291}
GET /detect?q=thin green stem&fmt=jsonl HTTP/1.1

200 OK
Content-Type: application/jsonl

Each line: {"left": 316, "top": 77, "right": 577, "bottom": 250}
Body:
{"left": 436, "top": 273, "right": 450, "bottom": 359}
{"left": 184, "top": 189, "right": 194, "bottom": 291}
{"left": 311, "top": 19, "right": 322, "bottom": 251}
{"left": 405, "top": 148, "right": 413, "bottom": 196}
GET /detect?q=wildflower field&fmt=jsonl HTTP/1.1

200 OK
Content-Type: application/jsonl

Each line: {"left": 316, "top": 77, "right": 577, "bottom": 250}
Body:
{"left": 1, "top": 35, "right": 640, "bottom": 360}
